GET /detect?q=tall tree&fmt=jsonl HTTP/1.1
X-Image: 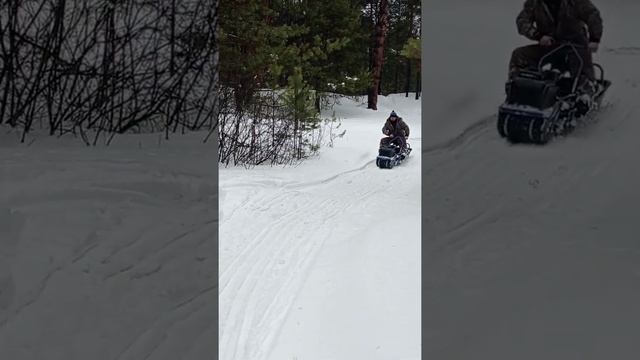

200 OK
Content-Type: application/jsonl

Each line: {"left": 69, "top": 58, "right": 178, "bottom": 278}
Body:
{"left": 401, "top": 37, "right": 421, "bottom": 99}
{"left": 368, "top": 0, "right": 390, "bottom": 110}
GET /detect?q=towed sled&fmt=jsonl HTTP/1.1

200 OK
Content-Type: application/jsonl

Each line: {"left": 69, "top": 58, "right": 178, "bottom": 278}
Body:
{"left": 376, "top": 135, "right": 412, "bottom": 169}
{"left": 498, "top": 42, "right": 611, "bottom": 144}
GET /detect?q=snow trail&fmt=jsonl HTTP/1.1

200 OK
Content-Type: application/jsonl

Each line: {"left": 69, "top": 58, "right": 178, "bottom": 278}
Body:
{"left": 220, "top": 94, "right": 421, "bottom": 360}
{"left": 423, "top": 1, "right": 640, "bottom": 358}
{"left": 0, "top": 133, "right": 216, "bottom": 360}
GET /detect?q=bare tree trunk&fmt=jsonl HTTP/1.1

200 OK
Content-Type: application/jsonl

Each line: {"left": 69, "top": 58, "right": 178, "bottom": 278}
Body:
{"left": 405, "top": 60, "right": 411, "bottom": 97}
{"left": 415, "top": 66, "right": 421, "bottom": 100}
{"left": 170, "top": 0, "right": 177, "bottom": 76}
{"left": 367, "top": 0, "right": 389, "bottom": 110}
{"left": 405, "top": 5, "right": 415, "bottom": 98}
{"left": 394, "top": 64, "right": 399, "bottom": 93}
{"left": 46, "top": 0, "right": 67, "bottom": 134}
{"left": 367, "top": 0, "right": 376, "bottom": 73}
{"left": 2, "top": 0, "right": 18, "bottom": 126}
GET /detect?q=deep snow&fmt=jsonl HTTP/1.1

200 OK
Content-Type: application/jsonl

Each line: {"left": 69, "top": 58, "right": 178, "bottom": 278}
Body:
{"left": 423, "top": 0, "right": 640, "bottom": 359}
{"left": 0, "top": 131, "right": 216, "bottom": 359}
{"left": 219, "top": 94, "right": 421, "bottom": 360}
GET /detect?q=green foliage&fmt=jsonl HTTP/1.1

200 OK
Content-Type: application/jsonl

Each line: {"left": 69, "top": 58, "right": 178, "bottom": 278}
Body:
{"left": 329, "top": 71, "right": 373, "bottom": 96}
{"left": 282, "top": 67, "right": 319, "bottom": 129}
{"left": 219, "top": 0, "right": 422, "bottom": 107}
{"left": 401, "top": 37, "right": 421, "bottom": 62}
{"left": 379, "top": 0, "right": 421, "bottom": 95}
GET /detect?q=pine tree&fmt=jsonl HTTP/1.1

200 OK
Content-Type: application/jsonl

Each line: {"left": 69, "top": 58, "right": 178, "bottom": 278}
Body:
{"left": 282, "top": 67, "right": 319, "bottom": 158}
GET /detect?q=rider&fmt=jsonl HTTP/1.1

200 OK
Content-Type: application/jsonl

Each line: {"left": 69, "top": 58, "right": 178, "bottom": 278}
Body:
{"left": 381, "top": 111, "right": 410, "bottom": 150}
{"left": 509, "top": 0, "right": 603, "bottom": 95}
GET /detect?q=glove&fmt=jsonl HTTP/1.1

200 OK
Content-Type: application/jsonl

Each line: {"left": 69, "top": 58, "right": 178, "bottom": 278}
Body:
{"left": 588, "top": 42, "right": 599, "bottom": 53}
{"left": 539, "top": 35, "right": 554, "bottom": 47}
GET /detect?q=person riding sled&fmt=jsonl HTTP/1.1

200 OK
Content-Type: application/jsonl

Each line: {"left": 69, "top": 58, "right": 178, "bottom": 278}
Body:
{"left": 380, "top": 111, "right": 410, "bottom": 151}
{"left": 509, "top": 0, "right": 603, "bottom": 98}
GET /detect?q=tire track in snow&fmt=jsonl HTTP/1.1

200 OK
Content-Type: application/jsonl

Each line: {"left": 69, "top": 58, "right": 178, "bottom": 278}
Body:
{"left": 604, "top": 46, "right": 640, "bottom": 56}
{"left": 220, "top": 192, "right": 355, "bottom": 360}
{"left": 423, "top": 115, "right": 495, "bottom": 156}
{"left": 219, "top": 165, "right": 399, "bottom": 360}
{"left": 219, "top": 190, "right": 319, "bottom": 284}
{"left": 286, "top": 160, "right": 375, "bottom": 189}
{"left": 424, "top": 80, "right": 640, "bottom": 280}
{"left": 220, "top": 188, "right": 333, "bottom": 356}
{"left": 219, "top": 191, "right": 330, "bottom": 293}
{"left": 219, "top": 158, "right": 377, "bottom": 267}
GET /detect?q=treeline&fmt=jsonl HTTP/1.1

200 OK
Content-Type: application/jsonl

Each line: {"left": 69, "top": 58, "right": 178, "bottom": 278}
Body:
{"left": 218, "top": 0, "right": 421, "bottom": 166}
{"left": 0, "top": 0, "right": 218, "bottom": 144}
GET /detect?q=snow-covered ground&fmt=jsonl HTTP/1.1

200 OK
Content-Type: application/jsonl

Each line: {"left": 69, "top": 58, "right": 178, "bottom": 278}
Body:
{"left": 0, "top": 131, "right": 216, "bottom": 359}
{"left": 219, "top": 94, "right": 421, "bottom": 360}
{"left": 423, "top": 0, "right": 640, "bottom": 358}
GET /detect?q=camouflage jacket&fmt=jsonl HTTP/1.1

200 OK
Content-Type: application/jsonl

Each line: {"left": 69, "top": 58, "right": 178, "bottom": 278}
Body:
{"left": 516, "top": 0, "right": 603, "bottom": 44}
{"left": 382, "top": 117, "right": 410, "bottom": 137}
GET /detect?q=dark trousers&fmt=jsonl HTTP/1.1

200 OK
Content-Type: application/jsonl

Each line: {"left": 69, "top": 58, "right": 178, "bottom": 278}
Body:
{"left": 509, "top": 43, "right": 595, "bottom": 81}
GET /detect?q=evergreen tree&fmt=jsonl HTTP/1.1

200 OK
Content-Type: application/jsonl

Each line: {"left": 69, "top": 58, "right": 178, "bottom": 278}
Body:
{"left": 282, "top": 67, "right": 320, "bottom": 158}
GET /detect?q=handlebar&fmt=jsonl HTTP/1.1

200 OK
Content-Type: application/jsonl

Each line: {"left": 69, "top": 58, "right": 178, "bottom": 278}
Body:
{"left": 537, "top": 42, "right": 585, "bottom": 93}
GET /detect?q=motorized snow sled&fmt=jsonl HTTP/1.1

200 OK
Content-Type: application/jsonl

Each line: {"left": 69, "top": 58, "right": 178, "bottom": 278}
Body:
{"left": 498, "top": 42, "right": 611, "bottom": 144}
{"left": 376, "top": 135, "right": 412, "bottom": 169}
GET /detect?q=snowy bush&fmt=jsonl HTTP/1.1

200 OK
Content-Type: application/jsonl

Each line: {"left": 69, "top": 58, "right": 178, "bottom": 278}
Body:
{"left": 217, "top": 83, "right": 342, "bottom": 167}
